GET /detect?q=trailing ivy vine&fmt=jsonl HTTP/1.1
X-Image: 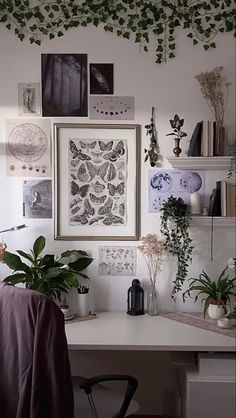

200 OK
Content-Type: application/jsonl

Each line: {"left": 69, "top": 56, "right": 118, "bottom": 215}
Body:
{"left": 0, "top": 1, "right": 234, "bottom": 63}
{"left": 160, "top": 196, "right": 193, "bottom": 300}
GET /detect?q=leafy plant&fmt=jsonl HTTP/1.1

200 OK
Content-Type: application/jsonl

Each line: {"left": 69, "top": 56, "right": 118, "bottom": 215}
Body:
{"left": 166, "top": 114, "right": 187, "bottom": 140}
{"left": 3, "top": 235, "right": 93, "bottom": 301}
{"left": 160, "top": 196, "right": 193, "bottom": 300}
{"left": 0, "top": 1, "right": 234, "bottom": 64}
{"left": 144, "top": 107, "right": 160, "bottom": 167}
{"left": 182, "top": 267, "right": 236, "bottom": 318}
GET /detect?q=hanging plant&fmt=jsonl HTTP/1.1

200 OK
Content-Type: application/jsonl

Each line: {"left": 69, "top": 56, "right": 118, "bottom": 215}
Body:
{"left": 0, "top": 1, "right": 234, "bottom": 63}
{"left": 160, "top": 195, "right": 193, "bottom": 300}
{"left": 144, "top": 107, "right": 160, "bottom": 167}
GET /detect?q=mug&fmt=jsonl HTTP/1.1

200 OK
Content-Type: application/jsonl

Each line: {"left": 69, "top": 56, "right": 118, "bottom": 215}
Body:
{"left": 207, "top": 304, "right": 230, "bottom": 320}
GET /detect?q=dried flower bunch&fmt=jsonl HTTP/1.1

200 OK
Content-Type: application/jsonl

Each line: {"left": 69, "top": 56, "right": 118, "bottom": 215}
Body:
{"left": 138, "top": 234, "right": 165, "bottom": 288}
{"left": 195, "top": 66, "right": 231, "bottom": 128}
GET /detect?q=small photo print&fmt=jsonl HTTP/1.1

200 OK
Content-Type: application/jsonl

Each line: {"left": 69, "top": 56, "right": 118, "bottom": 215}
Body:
{"left": 18, "top": 83, "right": 41, "bottom": 116}
{"left": 23, "top": 179, "right": 52, "bottom": 218}
{"left": 90, "top": 63, "right": 114, "bottom": 95}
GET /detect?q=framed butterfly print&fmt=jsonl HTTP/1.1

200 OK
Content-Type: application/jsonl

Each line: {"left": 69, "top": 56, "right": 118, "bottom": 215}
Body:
{"left": 54, "top": 123, "right": 141, "bottom": 240}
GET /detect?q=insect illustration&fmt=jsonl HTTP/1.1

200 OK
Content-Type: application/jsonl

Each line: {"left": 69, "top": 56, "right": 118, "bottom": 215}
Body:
{"left": 77, "top": 163, "right": 89, "bottom": 183}
{"left": 71, "top": 206, "right": 80, "bottom": 215}
{"left": 103, "top": 214, "right": 124, "bottom": 225}
{"left": 99, "top": 140, "right": 113, "bottom": 151}
{"left": 90, "top": 193, "right": 107, "bottom": 204}
{"left": 86, "top": 161, "right": 109, "bottom": 182}
{"left": 91, "top": 151, "right": 103, "bottom": 164}
{"left": 70, "top": 197, "right": 83, "bottom": 208}
{"left": 90, "top": 65, "right": 110, "bottom": 93}
{"left": 98, "top": 197, "right": 113, "bottom": 215}
{"left": 107, "top": 182, "right": 125, "bottom": 196}
{"left": 79, "top": 140, "right": 96, "bottom": 152}
{"left": 91, "top": 180, "right": 105, "bottom": 194}
{"left": 103, "top": 140, "right": 125, "bottom": 162}
{"left": 70, "top": 173, "right": 77, "bottom": 180}
{"left": 69, "top": 140, "right": 91, "bottom": 161}
{"left": 71, "top": 181, "right": 89, "bottom": 197}
{"left": 84, "top": 198, "right": 95, "bottom": 216}
{"left": 107, "top": 163, "right": 116, "bottom": 181}
{"left": 89, "top": 216, "right": 104, "bottom": 225}
{"left": 70, "top": 214, "right": 89, "bottom": 224}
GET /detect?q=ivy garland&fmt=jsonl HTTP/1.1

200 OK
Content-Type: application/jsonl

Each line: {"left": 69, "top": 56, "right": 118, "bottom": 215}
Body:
{"left": 0, "top": 1, "right": 234, "bottom": 63}
{"left": 160, "top": 196, "right": 193, "bottom": 300}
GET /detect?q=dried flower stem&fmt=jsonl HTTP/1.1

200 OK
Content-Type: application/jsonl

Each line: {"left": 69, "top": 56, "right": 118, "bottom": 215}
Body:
{"left": 138, "top": 234, "right": 165, "bottom": 288}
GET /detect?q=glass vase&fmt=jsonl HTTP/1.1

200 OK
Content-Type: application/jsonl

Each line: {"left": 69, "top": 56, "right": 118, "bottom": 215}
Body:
{"left": 147, "top": 285, "right": 158, "bottom": 316}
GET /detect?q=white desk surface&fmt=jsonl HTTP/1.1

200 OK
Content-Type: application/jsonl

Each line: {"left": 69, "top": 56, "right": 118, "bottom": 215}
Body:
{"left": 65, "top": 312, "right": 235, "bottom": 352}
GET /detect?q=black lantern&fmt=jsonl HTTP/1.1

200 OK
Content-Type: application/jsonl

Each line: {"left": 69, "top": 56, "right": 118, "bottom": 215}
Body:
{"left": 127, "top": 279, "right": 144, "bottom": 316}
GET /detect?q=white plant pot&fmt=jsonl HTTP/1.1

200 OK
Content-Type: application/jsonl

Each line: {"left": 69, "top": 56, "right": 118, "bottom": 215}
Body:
{"left": 60, "top": 306, "right": 72, "bottom": 320}
{"left": 207, "top": 304, "right": 230, "bottom": 320}
{"left": 77, "top": 293, "right": 89, "bottom": 316}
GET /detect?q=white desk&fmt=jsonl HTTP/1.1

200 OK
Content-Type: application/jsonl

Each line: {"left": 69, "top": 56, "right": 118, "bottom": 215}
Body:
{"left": 65, "top": 312, "right": 235, "bottom": 352}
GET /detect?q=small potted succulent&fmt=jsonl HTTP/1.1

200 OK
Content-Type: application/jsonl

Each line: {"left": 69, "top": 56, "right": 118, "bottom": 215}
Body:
{"left": 166, "top": 114, "right": 187, "bottom": 157}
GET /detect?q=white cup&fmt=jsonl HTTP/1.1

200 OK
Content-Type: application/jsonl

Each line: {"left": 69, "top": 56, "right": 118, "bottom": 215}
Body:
{"left": 217, "top": 318, "right": 231, "bottom": 329}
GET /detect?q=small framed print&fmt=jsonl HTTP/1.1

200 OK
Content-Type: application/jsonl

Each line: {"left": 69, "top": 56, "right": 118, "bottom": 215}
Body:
{"left": 18, "top": 83, "right": 41, "bottom": 116}
{"left": 54, "top": 123, "right": 141, "bottom": 240}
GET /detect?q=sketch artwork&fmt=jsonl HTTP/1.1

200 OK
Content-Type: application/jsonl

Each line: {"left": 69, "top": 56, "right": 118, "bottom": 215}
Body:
{"left": 23, "top": 179, "right": 52, "bottom": 218}
{"left": 90, "top": 63, "right": 114, "bottom": 95}
{"left": 41, "top": 54, "right": 88, "bottom": 117}
{"left": 68, "top": 137, "right": 127, "bottom": 227}
{"left": 148, "top": 169, "right": 205, "bottom": 212}
{"left": 6, "top": 119, "right": 51, "bottom": 177}
{"left": 98, "top": 246, "right": 136, "bottom": 276}
{"left": 18, "top": 83, "right": 41, "bottom": 116}
{"left": 90, "top": 96, "right": 135, "bottom": 120}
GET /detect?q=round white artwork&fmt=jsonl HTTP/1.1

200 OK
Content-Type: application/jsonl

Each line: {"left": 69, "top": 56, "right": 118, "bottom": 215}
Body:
{"left": 180, "top": 171, "right": 202, "bottom": 193}
{"left": 150, "top": 171, "right": 172, "bottom": 192}
{"left": 8, "top": 123, "right": 48, "bottom": 162}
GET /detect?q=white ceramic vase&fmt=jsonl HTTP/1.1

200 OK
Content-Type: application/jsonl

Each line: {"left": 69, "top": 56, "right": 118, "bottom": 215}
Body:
{"left": 77, "top": 292, "right": 89, "bottom": 317}
{"left": 207, "top": 304, "right": 230, "bottom": 320}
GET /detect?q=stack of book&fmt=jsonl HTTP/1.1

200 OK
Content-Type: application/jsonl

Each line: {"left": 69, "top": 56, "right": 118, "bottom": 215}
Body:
{"left": 208, "top": 181, "right": 236, "bottom": 217}
{"left": 188, "top": 120, "right": 224, "bottom": 157}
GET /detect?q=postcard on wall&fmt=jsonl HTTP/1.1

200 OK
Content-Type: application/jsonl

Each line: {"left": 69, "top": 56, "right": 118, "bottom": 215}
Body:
{"left": 148, "top": 169, "right": 205, "bottom": 213}
{"left": 90, "top": 63, "right": 114, "bottom": 95}
{"left": 98, "top": 246, "right": 136, "bottom": 276}
{"left": 23, "top": 179, "right": 52, "bottom": 218}
{"left": 90, "top": 96, "right": 135, "bottom": 120}
{"left": 6, "top": 119, "right": 51, "bottom": 177}
{"left": 18, "top": 83, "right": 41, "bottom": 116}
{"left": 41, "top": 53, "right": 88, "bottom": 117}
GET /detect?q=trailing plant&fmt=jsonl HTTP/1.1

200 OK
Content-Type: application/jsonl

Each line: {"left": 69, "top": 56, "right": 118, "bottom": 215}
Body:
{"left": 0, "top": 1, "right": 234, "bottom": 64}
{"left": 3, "top": 235, "right": 93, "bottom": 301}
{"left": 182, "top": 266, "right": 236, "bottom": 318}
{"left": 160, "top": 196, "right": 193, "bottom": 300}
{"left": 144, "top": 107, "right": 160, "bottom": 167}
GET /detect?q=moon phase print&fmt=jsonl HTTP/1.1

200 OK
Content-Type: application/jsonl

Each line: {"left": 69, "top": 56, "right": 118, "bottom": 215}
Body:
{"left": 90, "top": 96, "right": 135, "bottom": 120}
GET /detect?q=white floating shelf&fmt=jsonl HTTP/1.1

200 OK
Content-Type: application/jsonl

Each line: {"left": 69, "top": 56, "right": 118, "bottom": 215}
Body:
{"left": 190, "top": 216, "right": 235, "bottom": 227}
{"left": 167, "top": 156, "right": 231, "bottom": 170}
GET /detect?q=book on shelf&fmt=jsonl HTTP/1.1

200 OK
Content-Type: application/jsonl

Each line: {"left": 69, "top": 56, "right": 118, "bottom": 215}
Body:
{"left": 188, "top": 121, "right": 202, "bottom": 156}
{"left": 226, "top": 183, "right": 236, "bottom": 218}
{"left": 208, "top": 188, "right": 221, "bottom": 216}
{"left": 216, "top": 180, "right": 226, "bottom": 216}
{"left": 201, "top": 120, "right": 209, "bottom": 157}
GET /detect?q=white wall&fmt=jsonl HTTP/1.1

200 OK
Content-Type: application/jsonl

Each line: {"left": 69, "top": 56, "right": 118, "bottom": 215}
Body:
{"left": 0, "top": 26, "right": 235, "bottom": 315}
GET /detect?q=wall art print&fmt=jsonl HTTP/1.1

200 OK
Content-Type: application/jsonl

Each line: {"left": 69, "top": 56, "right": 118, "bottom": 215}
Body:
{"left": 23, "top": 179, "right": 52, "bottom": 218}
{"left": 98, "top": 246, "right": 136, "bottom": 276}
{"left": 6, "top": 119, "right": 51, "bottom": 177}
{"left": 54, "top": 123, "right": 140, "bottom": 240}
{"left": 90, "top": 63, "right": 114, "bottom": 95}
{"left": 148, "top": 169, "right": 205, "bottom": 213}
{"left": 90, "top": 96, "right": 135, "bottom": 120}
{"left": 41, "top": 54, "right": 88, "bottom": 117}
{"left": 18, "top": 83, "right": 41, "bottom": 116}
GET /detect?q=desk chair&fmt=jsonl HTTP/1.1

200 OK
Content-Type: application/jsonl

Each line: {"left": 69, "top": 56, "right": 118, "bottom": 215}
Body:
{"left": 0, "top": 283, "right": 138, "bottom": 418}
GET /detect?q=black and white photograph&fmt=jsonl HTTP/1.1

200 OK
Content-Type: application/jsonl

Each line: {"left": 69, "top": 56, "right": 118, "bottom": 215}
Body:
{"left": 90, "top": 96, "right": 135, "bottom": 120}
{"left": 18, "top": 83, "right": 41, "bottom": 116}
{"left": 90, "top": 63, "right": 114, "bottom": 94}
{"left": 54, "top": 123, "right": 140, "bottom": 240}
{"left": 41, "top": 54, "right": 88, "bottom": 117}
{"left": 23, "top": 179, "right": 52, "bottom": 218}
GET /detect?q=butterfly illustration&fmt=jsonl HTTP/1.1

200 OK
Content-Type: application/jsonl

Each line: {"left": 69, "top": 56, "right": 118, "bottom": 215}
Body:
{"left": 70, "top": 173, "right": 77, "bottom": 180}
{"left": 107, "top": 182, "right": 125, "bottom": 196}
{"left": 99, "top": 140, "right": 113, "bottom": 151}
{"left": 107, "top": 163, "right": 116, "bottom": 181}
{"left": 79, "top": 140, "right": 96, "bottom": 152}
{"left": 86, "top": 161, "right": 109, "bottom": 182}
{"left": 91, "top": 151, "right": 103, "bottom": 164}
{"left": 103, "top": 214, "right": 124, "bottom": 225}
{"left": 89, "top": 216, "right": 104, "bottom": 225}
{"left": 69, "top": 140, "right": 91, "bottom": 161}
{"left": 77, "top": 163, "right": 89, "bottom": 183}
{"left": 70, "top": 197, "right": 83, "bottom": 208}
{"left": 70, "top": 214, "right": 89, "bottom": 224}
{"left": 91, "top": 181, "right": 105, "bottom": 194}
{"left": 84, "top": 198, "right": 95, "bottom": 216}
{"left": 71, "top": 181, "right": 89, "bottom": 197}
{"left": 90, "top": 193, "right": 107, "bottom": 204}
{"left": 103, "top": 140, "right": 125, "bottom": 162}
{"left": 71, "top": 206, "right": 80, "bottom": 215}
{"left": 98, "top": 197, "right": 113, "bottom": 216}
{"left": 119, "top": 203, "right": 125, "bottom": 216}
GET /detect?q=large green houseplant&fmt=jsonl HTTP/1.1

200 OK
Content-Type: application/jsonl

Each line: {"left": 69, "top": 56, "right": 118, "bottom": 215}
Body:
{"left": 3, "top": 235, "right": 93, "bottom": 301}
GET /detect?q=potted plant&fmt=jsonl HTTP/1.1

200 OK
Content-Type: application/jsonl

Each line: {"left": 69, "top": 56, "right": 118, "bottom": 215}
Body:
{"left": 182, "top": 266, "right": 236, "bottom": 318}
{"left": 3, "top": 235, "right": 93, "bottom": 302}
{"left": 160, "top": 195, "right": 193, "bottom": 300}
{"left": 166, "top": 114, "right": 187, "bottom": 157}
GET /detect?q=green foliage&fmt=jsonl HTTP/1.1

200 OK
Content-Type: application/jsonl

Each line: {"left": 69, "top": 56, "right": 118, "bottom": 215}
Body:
{"left": 3, "top": 235, "right": 93, "bottom": 301}
{"left": 160, "top": 196, "right": 193, "bottom": 300}
{"left": 182, "top": 267, "right": 236, "bottom": 318}
{"left": 144, "top": 107, "right": 160, "bottom": 167}
{"left": 0, "top": 1, "right": 234, "bottom": 63}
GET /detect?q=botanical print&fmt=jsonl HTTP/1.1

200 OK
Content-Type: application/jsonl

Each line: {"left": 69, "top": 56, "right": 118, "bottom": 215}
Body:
{"left": 68, "top": 138, "right": 127, "bottom": 226}
{"left": 90, "top": 96, "right": 135, "bottom": 120}
{"left": 98, "top": 246, "right": 136, "bottom": 276}
{"left": 18, "top": 83, "right": 41, "bottom": 116}
{"left": 6, "top": 119, "right": 51, "bottom": 177}
{"left": 148, "top": 169, "right": 205, "bottom": 212}
{"left": 23, "top": 179, "right": 52, "bottom": 218}
{"left": 41, "top": 54, "right": 88, "bottom": 116}
{"left": 90, "top": 63, "right": 114, "bottom": 94}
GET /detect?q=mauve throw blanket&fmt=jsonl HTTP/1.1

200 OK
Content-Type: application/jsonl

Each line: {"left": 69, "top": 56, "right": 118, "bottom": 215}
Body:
{"left": 0, "top": 284, "right": 74, "bottom": 418}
